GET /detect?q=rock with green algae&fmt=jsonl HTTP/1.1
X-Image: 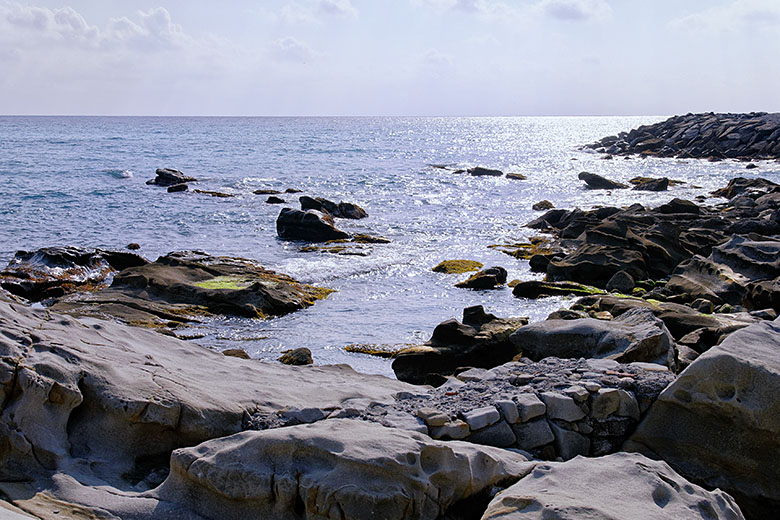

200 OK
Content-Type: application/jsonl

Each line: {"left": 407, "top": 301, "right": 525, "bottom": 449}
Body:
{"left": 432, "top": 259, "right": 483, "bottom": 274}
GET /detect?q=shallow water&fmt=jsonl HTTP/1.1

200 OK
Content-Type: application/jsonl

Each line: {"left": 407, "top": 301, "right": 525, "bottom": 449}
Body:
{"left": 1, "top": 115, "right": 778, "bottom": 377}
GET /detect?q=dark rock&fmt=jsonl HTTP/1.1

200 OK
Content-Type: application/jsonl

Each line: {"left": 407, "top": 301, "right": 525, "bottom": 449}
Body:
{"left": 147, "top": 168, "right": 196, "bottom": 187}
{"left": 712, "top": 177, "right": 779, "bottom": 199}
{"left": 606, "top": 270, "right": 635, "bottom": 294}
{"left": 532, "top": 200, "right": 554, "bottom": 211}
{"left": 656, "top": 198, "right": 700, "bottom": 214}
{"left": 746, "top": 163, "right": 758, "bottom": 169}
{"left": 265, "top": 196, "right": 285, "bottom": 204}
{"left": 126, "top": 243, "right": 141, "bottom": 250}
{"left": 505, "top": 173, "right": 527, "bottom": 180}
{"left": 631, "top": 177, "right": 669, "bottom": 191}
{"left": 285, "top": 188, "right": 303, "bottom": 193}
{"left": 454, "top": 266, "right": 507, "bottom": 289}
{"left": 167, "top": 183, "right": 188, "bottom": 193}
{"left": 577, "top": 171, "right": 628, "bottom": 190}
{"left": 193, "top": 189, "right": 234, "bottom": 198}
{"left": 254, "top": 189, "right": 281, "bottom": 195}
{"left": 467, "top": 166, "right": 503, "bottom": 177}
{"left": 0, "top": 246, "right": 147, "bottom": 301}
{"left": 300, "top": 196, "right": 368, "bottom": 219}
{"left": 223, "top": 348, "right": 250, "bottom": 359}
{"left": 276, "top": 208, "right": 350, "bottom": 242}
{"left": 278, "top": 347, "right": 313, "bottom": 365}
{"left": 512, "top": 280, "right": 604, "bottom": 299}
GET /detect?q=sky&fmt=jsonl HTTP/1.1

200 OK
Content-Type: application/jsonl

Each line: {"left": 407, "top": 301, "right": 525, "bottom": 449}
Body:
{"left": 0, "top": 0, "right": 779, "bottom": 116}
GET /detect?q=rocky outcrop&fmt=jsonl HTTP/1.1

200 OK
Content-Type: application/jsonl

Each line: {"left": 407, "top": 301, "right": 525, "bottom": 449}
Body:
{"left": 455, "top": 266, "right": 507, "bottom": 289}
{"left": 468, "top": 166, "right": 503, "bottom": 177}
{"left": 0, "top": 246, "right": 147, "bottom": 301}
{"left": 432, "top": 259, "right": 483, "bottom": 274}
{"left": 392, "top": 306, "right": 528, "bottom": 385}
{"left": 631, "top": 176, "right": 669, "bottom": 191}
{"left": 578, "top": 171, "right": 628, "bottom": 190}
{"left": 482, "top": 453, "right": 745, "bottom": 520}
{"left": 299, "top": 196, "right": 368, "bottom": 219}
{"left": 146, "top": 168, "right": 196, "bottom": 187}
{"left": 509, "top": 308, "right": 676, "bottom": 367}
{"left": 585, "top": 112, "right": 780, "bottom": 159}
{"left": 276, "top": 207, "right": 351, "bottom": 242}
{"left": 158, "top": 419, "right": 533, "bottom": 520}
{"left": 49, "top": 250, "right": 332, "bottom": 327}
{"left": 513, "top": 280, "right": 604, "bottom": 299}
{"left": 626, "top": 318, "right": 780, "bottom": 519}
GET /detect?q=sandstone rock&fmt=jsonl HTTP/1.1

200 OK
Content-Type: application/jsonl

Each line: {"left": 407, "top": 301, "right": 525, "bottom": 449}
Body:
{"left": 512, "top": 280, "right": 604, "bottom": 299}
{"left": 627, "top": 318, "right": 780, "bottom": 518}
{"left": 254, "top": 188, "right": 281, "bottom": 194}
{"left": 146, "top": 168, "right": 196, "bottom": 187}
{"left": 276, "top": 207, "right": 350, "bottom": 242}
{"left": 578, "top": 171, "right": 628, "bottom": 190}
{"left": 166, "top": 183, "right": 188, "bottom": 193}
{"left": 158, "top": 419, "right": 534, "bottom": 520}
{"left": 468, "top": 420, "right": 517, "bottom": 448}
{"left": 510, "top": 307, "right": 676, "bottom": 367}
{"left": 506, "top": 173, "right": 527, "bottom": 180}
{"left": 462, "top": 406, "right": 501, "bottom": 430}
{"left": 482, "top": 452, "right": 745, "bottom": 520}
{"left": 223, "top": 348, "right": 250, "bottom": 359}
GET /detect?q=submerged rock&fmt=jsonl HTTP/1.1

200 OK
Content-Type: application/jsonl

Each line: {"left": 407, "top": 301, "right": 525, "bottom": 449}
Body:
{"left": 276, "top": 207, "right": 351, "bottom": 242}
{"left": 483, "top": 453, "right": 744, "bottom": 520}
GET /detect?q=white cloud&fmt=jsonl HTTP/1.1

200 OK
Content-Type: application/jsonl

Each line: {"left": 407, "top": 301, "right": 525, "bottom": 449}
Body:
{"left": 422, "top": 48, "right": 453, "bottom": 67}
{"left": 317, "top": 0, "right": 358, "bottom": 18}
{"left": 538, "top": 0, "right": 611, "bottom": 22}
{"left": 670, "top": 0, "right": 780, "bottom": 32}
{"left": 277, "top": 0, "right": 358, "bottom": 24}
{"left": 268, "top": 36, "right": 316, "bottom": 63}
{"left": 413, "top": 0, "right": 610, "bottom": 23}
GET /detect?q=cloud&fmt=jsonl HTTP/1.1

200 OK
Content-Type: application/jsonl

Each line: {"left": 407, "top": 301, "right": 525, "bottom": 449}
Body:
{"left": 277, "top": 0, "right": 358, "bottom": 23}
{"left": 268, "top": 36, "right": 316, "bottom": 63}
{"left": 422, "top": 48, "right": 453, "bottom": 67}
{"left": 413, "top": 0, "right": 610, "bottom": 23}
{"left": 538, "top": 0, "right": 612, "bottom": 22}
{"left": 317, "top": 0, "right": 358, "bottom": 18}
{"left": 669, "top": 0, "right": 780, "bottom": 32}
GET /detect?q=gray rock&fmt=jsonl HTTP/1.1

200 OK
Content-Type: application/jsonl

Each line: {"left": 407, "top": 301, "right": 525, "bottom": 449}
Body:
{"left": 516, "top": 393, "right": 546, "bottom": 422}
{"left": 606, "top": 270, "right": 635, "bottom": 294}
{"left": 147, "top": 167, "right": 197, "bottom": 187}
{"left": 482, "top": 452, "right": 745, "bottom": 520}
{"left": 539, "top": 392, "right": 585, "bottom": 422}
{"left": 429, "top": 420, "right": 470, "bottom": 440}
{"left": 590, "top": 388, "right": 620, "bottom": 419}
{"left": 467, "top": 420, "right": 516, "bottom": 448}
{"left": 615, "top": 389, "right": 640, "bottom": 421}
{"left": 462, "top": 406, "right": 501, "bottom": 430}
{"left": 496, "top": 400, "right": 520, "bottom": 424}
{"left": 550, "top": 422, "right": 590, "bottom": 460}
{"left": 511, "top": 419, "right": 554, "bottom": 450}
{"left": 417, "top": 407, "right": 449, "bottom": 427}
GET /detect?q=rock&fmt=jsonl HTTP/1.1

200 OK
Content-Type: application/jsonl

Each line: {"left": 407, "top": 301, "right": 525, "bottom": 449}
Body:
{"left": 126, "top": 243, "right": 140, "bottom": 250}
{"left": 506, "top": 173, "right": 527, "bottom": 180}
{"left": 49, "top": 250, "right": 333, "bottom": 326}
{"left": 626, "top": 318, "right": 780, "bottom": 518}
{"left": 745, "top": 279, "right": 780, "bottom": 313}
{"left": 496, "top": 400, "right": 520, "bottom": 424}
{"left": 285, "top": 188, "right": 302, "bottom": 193}
{"left": 299, "top": 196, "right": 368, "bottom": 219}
{"left": 193, "top": 189, "right": 233, "bottom": 198}
{"left": 455, "top": 266, "right": 507, "bottom": 289}
{"left": 158, "top": 419, "right": 533, "bottom": 520}
{"left": 511, "top": 419, "right": 554, "bottom": 450}
{"left": 746, "top": 163, "right": 758, "bottom": 169}
{"left": 538, "top": 392, "right": 585, "bottom": 422}
{"left": 254, "top": 189, "right": 281, "bottom": 195}
{"left": 532, "top": 200, "right": 554, "bottom": 211}
{"left": 468, "top": 166, "right": 503, "bottom": 176}
{"left": 278, "top": 347, "right": 313, "bottom": 365}
{"left": 712, "top": 177, "right": 779, "bottom": 199}
{"left": 510, "top": 307, "right": 676, "bottom": 367}
{"left": 549, "top": 422, "right": 590, "bottom": 460}
{"left": 606, "top": 270, "right": 635, "bottom": 294}
{"left": 656, "top": 198, "right": 700, "bottom": 214}
{"left": 432, "top": 259, "right": 483, "bottom": 274}
{"left": 166, "top": 183, "right": 188, "bottom": 193}
{"left": 691, "top": 297, "right": 714, "bottom": 314}
{"left": 429, "top": 420, "right": 470, "bottom": 440}
{"left": 482, "top": 452, "right": 745, "bottom": 520}
{"left": 468, "top": 420, "right": 517, "bottom": 448}
{"left": 392, "top": 307, "right": 528, "bottom": 384}
{"left": 631, "top": 176, "right": 670, "bottom": 191}
{"left": 512, "top": 280, "right": 604, "bottom": 299}
{"left": 578, "top": 171, "right": 628, "bottom": 190}
{"left": 0, "top": 299, "right": 419, "bottom": 494}
{"left": 0, "top": 246, "right": 148, "bottom": 301}
{"left": 516, "top": 393, "right": 546, "bottom": 422}
{"left": 223, "top": 348, "right": 250, "bottom": 359}
{"left": 276, "top": 207, "right": 350, "bottom": 242}
{"left": 265, "top": 196, "right": 285, "bottom": 204}
{"left": 146, "top": 168, "right": 196, "bottom": 187}
{"left": 462, "top": 406, "right": 501, "bottom": 430}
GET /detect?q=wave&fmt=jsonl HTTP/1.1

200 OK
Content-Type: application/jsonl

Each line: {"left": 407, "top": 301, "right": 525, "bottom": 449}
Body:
{"left": 105, "top": 169, "right": 133, "bottom": 179}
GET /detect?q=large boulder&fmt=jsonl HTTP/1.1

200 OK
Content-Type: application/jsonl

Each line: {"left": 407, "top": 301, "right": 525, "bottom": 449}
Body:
{"left": 49, "top": 250, "right": 332, "bottom": 326}
{"left": 510, "top": 307, "right": 676, "bottom": 367}
{"left": 392, "top": 306, "right": 528, "bottom": 385}
{"left": 482, "top": 452, "right": 744, "bottom": 520}
{"left": 626, "top": 318, "right": 780, "bottom": 519}
{"left": 276, "top": 207, "right": 351, "bottom": 241}
{"left": 578, "top": 171, "right": 628, "bottom": 190}
{"left": 0, "top": 246, "right": 147, "bottom": 301}
{"left": 158, "top": 419, "right": 533, "bottom": 520}
{"left": 299, "top": 196, "right": 368, "bottom": 219}
{"left": 146, "top": 168, "right": 196, "bottom": 187}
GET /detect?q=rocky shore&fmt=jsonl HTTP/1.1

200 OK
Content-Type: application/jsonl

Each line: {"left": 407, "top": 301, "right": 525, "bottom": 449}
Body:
{"left": 585, "top": 112, "right": 780, "bottom": 160}
{"left": 2, "top": 119, "right": 780, "bottom": 519}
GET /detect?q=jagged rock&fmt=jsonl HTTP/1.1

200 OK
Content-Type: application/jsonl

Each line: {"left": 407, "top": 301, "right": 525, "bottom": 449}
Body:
{"left": 510, "top": 307, "right": 676, "bottom": 367}
{"left": 578, "top": 172, "right": 628, "bottom": 190}
{"left": 299, "top": 196, "right": 368, "bottom": 219}
{"left": 49, "top": 250, "right": 332, "bottom": 326}
{"left": 0, "top": 246, "right": 147, "bottom": 301}
{"left": 276, "top": 207, "right": 351, "bottom": 242}
{"left": 392, "top": 306, "right": 528, "bottom": 384}
{"left": 626, "top": 318, "right": 780, "bottom": 519}
{"left": 712, "top": 177, "right": 779, "bottom": 199}
{"left": 158, "top": 419, "right": 533, "bottom": 520}
{"left": 146, "top": 168, "right": 196, "bottom": 187}
{"left": 482, "top": 453, "right": 745, "bottom": 520}
{"left": 455, "top": 266, "right": 507, "bottom": 289}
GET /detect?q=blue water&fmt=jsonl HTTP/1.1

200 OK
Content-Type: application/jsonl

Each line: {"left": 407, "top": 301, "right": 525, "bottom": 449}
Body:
{"left": 1, "top": 116, "right": 778, "bottom": 377}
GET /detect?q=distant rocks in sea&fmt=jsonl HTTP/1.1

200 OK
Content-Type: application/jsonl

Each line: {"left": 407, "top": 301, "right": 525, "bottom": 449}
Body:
{"left": 578, "top": 171, "right": 628, "bottom": 190}
{"left": 276, "top": 207, "right": 351, "bottom": 242}
{"left": 585, "top": 112, "right": 780, "bottom": 159}
{"left": 299, "top": 195, "right": 368, "bottom": 219}
{"left": 146, "top": 167, "right": 196, "bottom": 187}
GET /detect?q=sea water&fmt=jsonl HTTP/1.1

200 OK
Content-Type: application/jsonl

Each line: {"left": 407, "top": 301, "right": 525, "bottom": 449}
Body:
{"left": 1, "top": 116, "right": 777, "bottom": 377}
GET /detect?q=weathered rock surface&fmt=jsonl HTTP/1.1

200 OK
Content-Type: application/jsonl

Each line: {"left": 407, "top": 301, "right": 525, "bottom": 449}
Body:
{"left": 512, "top": 280, "right": 604, "bottom": 299}
{"left": 482, "top": 453, "right": 744, "bottom": 520}
{"left": 49, "top": 250, "right": 332, "bottom": 327}
{"left": 158, "top": 419, "right": 533, "bottom": 520}
{"left": 578, "top": 171, "right": 628, "bottom": 190}
{"left": 276, "top": 207, "right": 351, "bottom": 242}
{"left": 455, "top": 266, "right": 508, "bottom": 289}
{"left": 510, "top": 307, "right": 676, "bottom": 367}
{"left": 0, "top": 246, "right": 147, "bottom": 301}
{"left": 392, "top": 306, "right": 528, "bottom": 384}
{"left": 585, "top": 112, "right": 780, "bottom": 159}
{"left": 146, "top": 168, "right": 196, "bottom": 187}
{"left": 626, "top": 317, "right": 780, "bottom": 519}
{"left": 299, "top": 196, "right": 368, "bottom": 219}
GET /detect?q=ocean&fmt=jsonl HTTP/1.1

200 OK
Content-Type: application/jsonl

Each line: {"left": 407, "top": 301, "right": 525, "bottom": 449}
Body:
{"left": 1, "top": 115, "right": 776, "bottom": 377}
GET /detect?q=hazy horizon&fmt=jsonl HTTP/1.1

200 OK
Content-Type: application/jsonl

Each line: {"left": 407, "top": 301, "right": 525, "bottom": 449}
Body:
{"left": 2, "top": 0, "right": 779, "bottom": 117}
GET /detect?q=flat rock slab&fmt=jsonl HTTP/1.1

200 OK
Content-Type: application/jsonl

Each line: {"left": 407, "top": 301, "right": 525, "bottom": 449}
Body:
{"left": 158, "top": 419, "right": 534, "bottom": 520}
{"left": 482, "top": 452, "right": 744, "bottom": 520}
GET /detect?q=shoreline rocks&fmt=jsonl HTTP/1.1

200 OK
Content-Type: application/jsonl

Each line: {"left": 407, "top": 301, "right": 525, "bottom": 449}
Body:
{"left": 276, "top": 207, "right": 351, "bottom": 242}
